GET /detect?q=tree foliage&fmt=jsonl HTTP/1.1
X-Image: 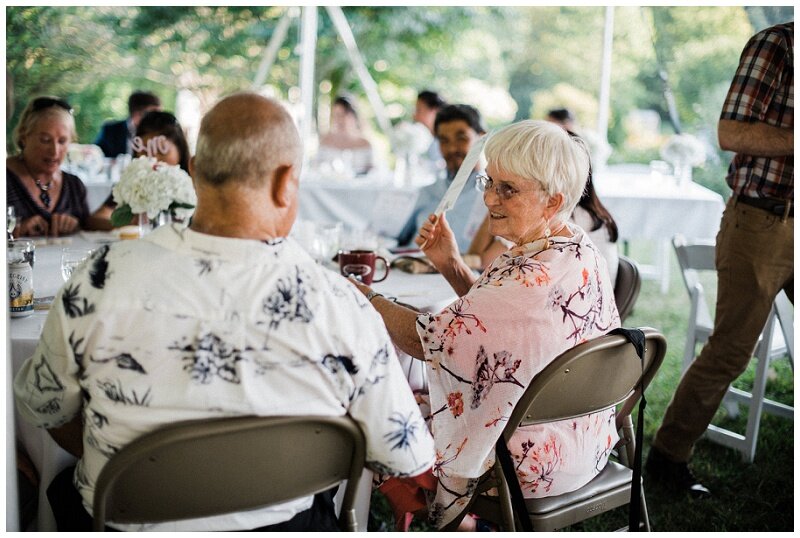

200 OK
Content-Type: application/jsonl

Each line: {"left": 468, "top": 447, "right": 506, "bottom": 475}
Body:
{"left": 6, "top": 4, "right": 793, "bottom": 177}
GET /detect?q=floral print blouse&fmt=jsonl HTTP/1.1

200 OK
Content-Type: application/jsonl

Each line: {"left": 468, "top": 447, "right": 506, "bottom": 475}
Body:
{"left": 416, "top": 223, "right": 621, "bottom": 528}
{"left": 14, "top": 225, "right": 435, "bottom": 531}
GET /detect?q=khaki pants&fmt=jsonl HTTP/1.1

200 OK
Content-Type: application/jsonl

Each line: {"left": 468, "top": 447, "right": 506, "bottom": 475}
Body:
{"left": 653, "top": 197, "right": 794, "bottom": 462}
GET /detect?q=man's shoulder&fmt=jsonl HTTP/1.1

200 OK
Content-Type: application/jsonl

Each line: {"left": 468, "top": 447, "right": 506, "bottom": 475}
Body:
{"left": 100, "top": 119, "right": 128, "bottom": 132}
{"left": 751, "top": 21, "right": 793, "bottom": 47}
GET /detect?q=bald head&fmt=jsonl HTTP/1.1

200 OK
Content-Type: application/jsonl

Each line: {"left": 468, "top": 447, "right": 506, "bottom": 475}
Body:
{"left": 193, "top": 93, "right": 302, "bottom": 187}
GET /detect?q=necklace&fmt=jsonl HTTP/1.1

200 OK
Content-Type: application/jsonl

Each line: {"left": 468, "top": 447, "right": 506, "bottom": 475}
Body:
{"left": 19, "top": 157, "right": 54, "bottom": 207}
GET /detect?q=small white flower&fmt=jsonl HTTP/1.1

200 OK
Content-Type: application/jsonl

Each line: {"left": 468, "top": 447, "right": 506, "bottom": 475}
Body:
{"left": 393, "top": 121, "right": 433, "bottom": 155}
{"left": 660, "top": 134, "right": 706, "bottom": 167}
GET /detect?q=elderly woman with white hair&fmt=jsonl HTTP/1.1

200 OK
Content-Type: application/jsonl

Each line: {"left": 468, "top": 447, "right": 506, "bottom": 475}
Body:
{"left": 7, "top": 96, "right": 89, "bottom": 237}
{"left": 351, "top": 120, "right": 621, "bottom": 530}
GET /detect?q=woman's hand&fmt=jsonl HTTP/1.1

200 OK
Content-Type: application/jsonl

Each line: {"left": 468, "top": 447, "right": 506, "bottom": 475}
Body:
{"left": 415, "top": 213, "right": 460, "bottom": 273}
{"left": 18, "top": 215, "right": 49, "bottom": 237}
{"left": 49, "top": 213, "right": 79, "bottom": 237}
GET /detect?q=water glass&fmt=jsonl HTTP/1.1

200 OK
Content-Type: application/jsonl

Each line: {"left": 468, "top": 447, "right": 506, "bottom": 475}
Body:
{"left": 7, "top": 206, "right": 16, "bottom": 237}
{"left": 61, "top": 247, "right": 94, "bottom": 282}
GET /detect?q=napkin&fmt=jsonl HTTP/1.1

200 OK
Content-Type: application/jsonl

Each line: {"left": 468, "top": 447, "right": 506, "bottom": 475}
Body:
{"left": 390, "top": 255, "right": 438, "bottom": 274}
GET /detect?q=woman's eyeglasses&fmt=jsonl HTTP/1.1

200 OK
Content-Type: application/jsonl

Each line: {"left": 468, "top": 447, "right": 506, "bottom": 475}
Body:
{"left": 31, "top": 97, "right": 73, "bottom": 114}
{"left": 476, "top": 174, "right": 540, "bottom": 201}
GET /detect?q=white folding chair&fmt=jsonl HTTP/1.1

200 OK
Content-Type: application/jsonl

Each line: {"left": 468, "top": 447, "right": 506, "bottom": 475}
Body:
{"left": 672, "top": 234, "right": 794, "bottom": 462}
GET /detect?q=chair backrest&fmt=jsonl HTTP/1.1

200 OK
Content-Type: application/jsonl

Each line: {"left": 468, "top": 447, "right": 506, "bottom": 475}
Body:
{"left": 672, "top": 234, "right": 716, "bottom": 330}
{"left": 505, "top": 327, "right": 667, "bottom": 433}
{"left": 92, "top": 415, "right": 366, "bottom": 531}
{"left": 614, "top": 255, "right": 642, "bottom": 322}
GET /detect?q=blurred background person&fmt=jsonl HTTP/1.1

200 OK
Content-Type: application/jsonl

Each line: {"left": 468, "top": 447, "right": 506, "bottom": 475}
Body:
{"left": 570, "top": 169, "right": 619, "bottom": 281}
{"left": 546, "top": 107, "right": 577, "bottom": 132}
{"left": 7, "top": 96, "right": 89, "bottom": 237}
{"left": 414, "top": 89, "right": 447, "bottom": 167}
{"left": 93, "top": 90, "right": 161, "bottom": 158}
{"left": 397, "top": 104, "right": 487, "bottom": 251}
{"left": 315, "top": 95, "right": 374, "bottom": 175}
{"left": 87, "top": 110, "right": 191, "bottom": 230}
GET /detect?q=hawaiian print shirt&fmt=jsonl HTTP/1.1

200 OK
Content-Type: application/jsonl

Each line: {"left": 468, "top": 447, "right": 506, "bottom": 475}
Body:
{"left": 416, "top": 224, "right": 621, "bottom": 528}
{"left": 14, "top": 225, "right": 435, "bottom": 531}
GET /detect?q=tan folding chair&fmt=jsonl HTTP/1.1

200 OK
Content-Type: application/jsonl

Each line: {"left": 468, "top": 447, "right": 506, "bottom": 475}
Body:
{"left": 672, "top": 234, "right": 793, "bottom": 462}
{"left": 444, "top": 327, "right": 667, "bottom": 531}
{"left": 614, "top": 255, "right": 642, "bottom": 322}
{"left": 92, "top": 415, "right": 366, "bottom": 531}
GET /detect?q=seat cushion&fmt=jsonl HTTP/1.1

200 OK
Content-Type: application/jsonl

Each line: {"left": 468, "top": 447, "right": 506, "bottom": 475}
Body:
{"left": 526, "top": 461, "right": 632, "bottom": 515}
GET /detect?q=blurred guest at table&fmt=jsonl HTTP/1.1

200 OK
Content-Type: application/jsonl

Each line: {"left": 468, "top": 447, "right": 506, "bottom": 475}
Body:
{"left": 6, "top": 96, "right": 89, "bottom": 237}
{"left": 93, "top": 90, "right": 161, "bottom": 158}
{"left": 86, "top": 110, "right": 191, "bottom": 230}
{"left": 647, "top": 21, "right": 793, "bottom": 498}
{"left": 14, "top": 92, "right": 434, "bottom": 532}
{"left": 414, "top": 89, "right": 447, "bottom": 166}
{"left": 546, "top": 107, "right": 577, "bottom": 132}
{"left": 353, "top": 120, "right": 620, "bottom": 530}
{"left": 316, "top": 95, "right": 374, "bottom": 175}
{"left": 397, "top": 104, "right": 487, "bottom": 252}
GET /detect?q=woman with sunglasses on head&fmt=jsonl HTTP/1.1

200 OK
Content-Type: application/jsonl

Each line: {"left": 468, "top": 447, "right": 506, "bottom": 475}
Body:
{"left": 349, "top": 120, "right": 621, "bottom": 530}
{"left": 6, "top": 96, "right": 90, "bottom": 237}
{"left": 86, "top": 110, "right": 191, "bottom": 230}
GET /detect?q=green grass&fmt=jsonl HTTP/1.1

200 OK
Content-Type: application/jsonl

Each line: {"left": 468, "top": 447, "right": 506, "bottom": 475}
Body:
{"left": 368, "top": 240, "right": 794, "bottom": 531}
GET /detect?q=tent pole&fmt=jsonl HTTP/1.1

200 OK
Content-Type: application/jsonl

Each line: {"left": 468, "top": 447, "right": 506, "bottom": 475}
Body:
{"left": 597, "top": 6, "right": 614, "bottom": 160}
{"left": 325, "top": 6, "right": 394, "bottom": 149}
{"left": 253, "top": 8, "right": 295, "bottom": 89}
{"left": 299, "top": 6, "right": 318, "bottom": 171}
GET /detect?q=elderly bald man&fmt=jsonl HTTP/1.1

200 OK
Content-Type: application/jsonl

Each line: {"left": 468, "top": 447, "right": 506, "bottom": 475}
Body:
{"left": 15, "top": 93, "right": 435, "bottom": 532}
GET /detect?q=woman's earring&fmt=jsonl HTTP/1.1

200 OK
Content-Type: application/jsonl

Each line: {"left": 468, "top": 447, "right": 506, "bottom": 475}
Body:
{"left": 542, "top": 223, "right": 552, "bottom": 248}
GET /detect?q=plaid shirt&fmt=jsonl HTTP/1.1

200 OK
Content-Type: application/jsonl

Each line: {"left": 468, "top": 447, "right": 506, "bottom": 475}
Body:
{"left": 720, "top": 22, "right": 793, "bottom": 200}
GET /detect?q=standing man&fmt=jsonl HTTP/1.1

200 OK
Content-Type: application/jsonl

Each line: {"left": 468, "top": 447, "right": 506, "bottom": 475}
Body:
{"left": 646, "top": 22, "right": 793, "bottom": 496}
{"left": 94, "top": 90, "right": 161, "bottom": 158}
{"left": 414, "top": 90, "right": 447, "bottom": 167}
{"left": 397, "top": 104, "right": 487, "bottom": 252}
{"left": 15, "top": 92, "right": 435, "bottom": 531}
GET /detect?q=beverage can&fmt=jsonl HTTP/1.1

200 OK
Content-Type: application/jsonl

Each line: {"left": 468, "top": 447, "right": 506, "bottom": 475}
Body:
{"left": 9, "top": 261, "right": 34, "bottom": 318}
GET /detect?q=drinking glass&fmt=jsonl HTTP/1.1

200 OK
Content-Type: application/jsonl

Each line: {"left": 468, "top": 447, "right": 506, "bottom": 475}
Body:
{"left": 7, "top": 206, "right": 16, "bottom": 237}
{"left": 61, "top": 247, "right": 94, "bottom": 282}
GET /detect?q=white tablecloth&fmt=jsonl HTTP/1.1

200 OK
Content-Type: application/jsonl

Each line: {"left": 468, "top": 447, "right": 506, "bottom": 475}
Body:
{"left": 8, "top": 234, "right": 456, "bottom": 531}
{"left": 594, "top": 168, "right": 726, "bottom": 292}
{"left": 594, "top": 168, "right": 725, "bottom": 241}
{"left": 298, "top": 178, "right": 424, "bottom": 238}
{"left": 9, "top": 235, "right": 100, "bottom": 531}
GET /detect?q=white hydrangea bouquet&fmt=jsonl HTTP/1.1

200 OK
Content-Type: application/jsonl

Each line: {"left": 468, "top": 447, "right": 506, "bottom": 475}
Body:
{"left": 110, "top": 156, "right": 196, "bottom": 228}
{"left": 393, "top": 121, "right": 432, "bottom": 156}
{"left": 660, "top": 133, "right": 706, "bottom": 167}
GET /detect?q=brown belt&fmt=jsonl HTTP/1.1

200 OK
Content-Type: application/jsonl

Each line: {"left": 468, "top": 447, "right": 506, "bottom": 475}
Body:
{"left": 735, "top": 195, "right": 793, "bottom": 218}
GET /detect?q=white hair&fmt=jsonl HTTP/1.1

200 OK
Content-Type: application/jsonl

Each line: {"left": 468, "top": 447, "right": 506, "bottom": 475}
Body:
{"left": 484, "top": 120, "right": 590, "bottom": 222}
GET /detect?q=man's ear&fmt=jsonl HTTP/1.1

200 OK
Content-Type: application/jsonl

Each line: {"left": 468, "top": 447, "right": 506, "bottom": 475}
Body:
{"left": 188, "top": 156, "right": 197, "bottom": 189}
{"left": 271, "top": 164, "right": 296, "bottom": 208}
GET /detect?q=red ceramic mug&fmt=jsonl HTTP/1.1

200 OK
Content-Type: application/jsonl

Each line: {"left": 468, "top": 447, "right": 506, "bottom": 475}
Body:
{"left": 338, "top": 250, "right": 389, "bottom": 285}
